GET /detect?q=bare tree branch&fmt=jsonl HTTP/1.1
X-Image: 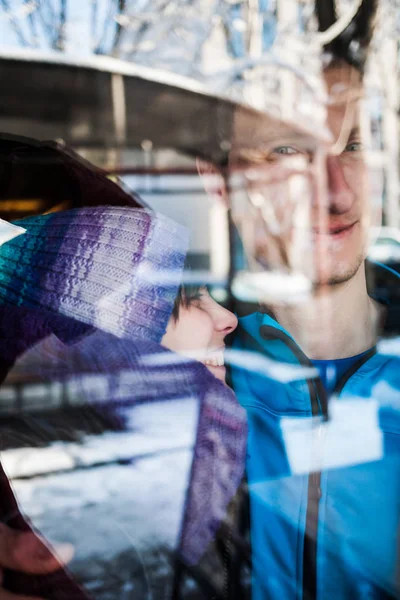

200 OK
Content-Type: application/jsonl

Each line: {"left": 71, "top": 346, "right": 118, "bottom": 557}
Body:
{"left": 127, "top": 0, "right": 182, "bottom": 59}
{"left": 42, "top": 0, "right": 57, "bottom": 33}
{"left": 91, "top": 0, "right": 99, "bottom": 52}
{"left": 94, "top": 0, "right": 117, "bottom": 54}
{"left": 55, "top": 0, "right": 67, "bottom": 51}
{"left": 110, "top": 0, "right": 126, "bottom": 55}
{"left": 34, "top": 0, "right": 58, "bottom": 47}
{"left": 0, "top": 0, "right": 29, "bottom": 46}
{"left": 24, "top": 0, "right": 41, "bottom": 46}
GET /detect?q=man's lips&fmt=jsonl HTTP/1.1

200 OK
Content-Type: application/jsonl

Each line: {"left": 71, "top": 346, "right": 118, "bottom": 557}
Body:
{"left": 312, "top": 221, "right": 358, "bottom": 237}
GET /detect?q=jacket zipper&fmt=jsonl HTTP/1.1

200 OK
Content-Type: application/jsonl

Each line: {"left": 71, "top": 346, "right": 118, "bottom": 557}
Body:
{"left": 259, "top": 325, "right": 326, "bottom": 600}
{"left": 254, "top": 322, "right": 377, "bottom": 599}
{"left": 302, "top": 346, "right": 376, "bottom": 600}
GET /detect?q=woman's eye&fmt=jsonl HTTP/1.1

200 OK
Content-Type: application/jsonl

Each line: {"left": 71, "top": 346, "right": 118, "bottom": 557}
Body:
{"left": 190, "top": 297, "right": 203, "bottom": 308}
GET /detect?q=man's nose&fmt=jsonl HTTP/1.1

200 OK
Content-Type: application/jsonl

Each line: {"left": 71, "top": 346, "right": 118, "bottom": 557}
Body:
{"left": 214, "top": 305, "right": 238, "bottom": 336}
{"left": 326, "top": 155, "right": 354, "bottom": 214}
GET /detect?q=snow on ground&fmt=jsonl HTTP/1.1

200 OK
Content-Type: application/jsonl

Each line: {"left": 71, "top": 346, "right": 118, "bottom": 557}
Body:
{"left": 2, "top": 398, "right": 200, "bottom": 599}
{"left": 2, "top": 397, "right": 198, "bottom": 478}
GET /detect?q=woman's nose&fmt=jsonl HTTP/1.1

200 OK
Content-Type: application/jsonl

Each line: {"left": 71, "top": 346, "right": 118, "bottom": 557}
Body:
{"left": 214, "top": 304, "right": 238, "bottom": 336}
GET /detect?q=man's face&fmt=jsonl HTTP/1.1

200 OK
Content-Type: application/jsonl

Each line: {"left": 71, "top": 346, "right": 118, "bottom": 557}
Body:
{"left": 312, "top": 65, "right": 372, "bottom": 285}
{"left": 228, "top": 64, "right": 382, "bottom": 288}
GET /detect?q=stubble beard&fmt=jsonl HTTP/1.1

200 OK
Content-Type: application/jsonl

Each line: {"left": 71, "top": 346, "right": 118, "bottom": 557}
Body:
{"left": 313, "top": 250, "right": 365, "bottom": 288}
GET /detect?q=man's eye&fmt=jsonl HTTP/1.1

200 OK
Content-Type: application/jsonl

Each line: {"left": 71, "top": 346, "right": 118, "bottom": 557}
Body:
{"left": 345, "top": 141, "right": 363, "bottom": 152}
{"left": 271, "top": 146, "right": 299, "bottom": 156}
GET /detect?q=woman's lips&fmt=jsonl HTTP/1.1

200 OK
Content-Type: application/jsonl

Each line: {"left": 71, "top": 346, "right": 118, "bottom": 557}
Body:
{"left": 201, "top": 348, "right": 225, "bottom": 367}
{"left": 201, "top": 348, "right": 226, "bottom": 380}
{"left": 203, "top": 350, "right": 224, "bottom": 367}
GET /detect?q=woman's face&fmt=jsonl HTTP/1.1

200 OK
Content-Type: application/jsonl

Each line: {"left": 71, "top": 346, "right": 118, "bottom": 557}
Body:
{"left": 161, "top": 288, "right": 238, "bottom": 382}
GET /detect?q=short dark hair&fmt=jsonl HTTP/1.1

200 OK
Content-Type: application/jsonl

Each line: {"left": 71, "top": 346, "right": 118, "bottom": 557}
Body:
{"left": 171, "top": 284, "right": 205, "bottom": 321}
{"left": 317, "top": 0, "right": 378, "bottom": 74}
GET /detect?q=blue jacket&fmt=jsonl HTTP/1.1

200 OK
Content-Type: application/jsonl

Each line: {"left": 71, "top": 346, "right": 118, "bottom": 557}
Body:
{"left": 231, "top": 263, "right": 400, "bottom": 600}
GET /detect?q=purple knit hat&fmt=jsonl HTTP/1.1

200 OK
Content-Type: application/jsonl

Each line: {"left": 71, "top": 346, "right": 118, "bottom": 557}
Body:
{"left": 0, "top": 206, "right": 188, "bottom": 343}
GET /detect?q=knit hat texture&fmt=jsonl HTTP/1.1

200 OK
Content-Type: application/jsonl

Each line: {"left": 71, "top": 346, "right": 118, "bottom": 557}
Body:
{"left": 0, "top": 206, "right": 188, "bottom": 343}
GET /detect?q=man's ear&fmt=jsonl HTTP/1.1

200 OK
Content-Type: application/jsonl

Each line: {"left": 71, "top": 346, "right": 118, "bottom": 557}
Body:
{"left": 196, "top": 158, "right": 227, "bottom": 207}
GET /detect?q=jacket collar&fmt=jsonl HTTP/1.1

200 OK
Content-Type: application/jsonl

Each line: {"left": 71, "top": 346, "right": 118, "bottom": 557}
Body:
{"left": 239, "top": 261, "right": 400, "bottom": 364}
{"left": 366, "top": 260, "right": 400, "bottom": 336}
{"left": 239, "top": 310, "right": 313, "bottom": 367}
